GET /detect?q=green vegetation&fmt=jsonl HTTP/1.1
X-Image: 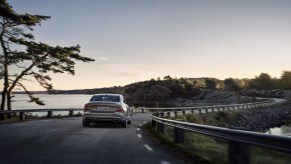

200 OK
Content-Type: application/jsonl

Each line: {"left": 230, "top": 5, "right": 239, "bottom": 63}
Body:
{"left": 247, "top": 71, "right": 291, "bottom": 90}
{"left": 54, "top": 71, "right": 291, "bottom": 105}
{"left": 172, "top": 111, "right": 239, "bottom": 127}
{"left": 147, "top": 122, "right": 228, "bottom": 164}
{"left": 149, "top": 112, "right": 291, "bottom": 164}
{"left": 124, "top": 76, "right": 201, "bottom": 107}
{"left": 0, "top": 0, "right": 94, "bottom": 119}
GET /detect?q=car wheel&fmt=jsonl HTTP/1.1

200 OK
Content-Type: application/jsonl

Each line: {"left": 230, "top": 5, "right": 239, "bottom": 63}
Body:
{"left": 121, "top": 121, "right": 127, "bottom": 128}
{"left": 83, "top": 121, "right": 89, "bottom": 127}
{"left": 128, "top": 120, "right": 132, "bottom": 124}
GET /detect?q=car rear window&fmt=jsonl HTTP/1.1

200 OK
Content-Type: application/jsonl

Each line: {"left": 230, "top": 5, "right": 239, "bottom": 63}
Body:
{"left": 90, "top": 95, "right": 120, "bottom": 102}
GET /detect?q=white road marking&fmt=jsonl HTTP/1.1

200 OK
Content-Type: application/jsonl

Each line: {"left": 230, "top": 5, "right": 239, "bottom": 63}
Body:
{"left": 137, "top": 134, "right": 142, "bottom": 138}
{"left": 139, "top": 124, "right": 142, "bottom": 126}
{"left": 160, "top": 161, "right": 170, "bottom": 164}
{"left": 144, "top": 144, "right": 153, "bottom": 152}
{"left": 137, "top": 128, "right": 140, "bottom": 131}
{"left": 143, "top": 121, "right": 147, "bottom": 124}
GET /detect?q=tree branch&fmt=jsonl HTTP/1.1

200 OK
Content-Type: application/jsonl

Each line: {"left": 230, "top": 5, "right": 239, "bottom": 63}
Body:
{"left": 16, "top": 82, "right": 45, "bottom": 105}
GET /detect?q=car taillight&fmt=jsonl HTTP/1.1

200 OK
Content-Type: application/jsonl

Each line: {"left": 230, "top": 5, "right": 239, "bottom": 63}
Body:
{"left": 84, "top": 104, "right": 90, "bottom": 112}
{"left": 116, "top": 107, "right": 124, "bottom": 112}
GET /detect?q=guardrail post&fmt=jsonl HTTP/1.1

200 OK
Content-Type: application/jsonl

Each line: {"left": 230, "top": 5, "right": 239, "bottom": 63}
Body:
{"left": 174, "top": 127, "right": 184, "bottom": 143}
{"left": 198, "top": 109, "right": 201, "bottom": 114}
{"left": 141, "top": 108, "right": 145, "bottom": 113}
{"left": 155, "top": 112, "right": 160, "bottom": 117}
{"left": 47, "top": 111, "right": 53, "bottom": 118}
{"left": 152, "top": 119, "right": 156, "bottom": 128}
{"left": 19, "top": 112, "right": 25, "bottom": 121}
{"left": 174, "top": 111, "right": 177, "bottom": 117}
{"left": 167, "top": 112, "right": 170, "bottom": 117}
{"left": 205, "top": 108, "right": 208, "bottom": 113}
{"left": 228, "top": 141, "right": 250, "bottom": 164}
{"left": 157, "top": 122, "right": 164, "bottom": 134}
{"left": 191, "top": 109, "right": 194, "bottom": 114}
{"left": 69, "top": 110, "right": 74, "bottom": 117}
{"left": 160, "top": 112, "right": 164, "bottom": 118}
{"left": 182, "top": 110, "right": 186, "bottom": 116}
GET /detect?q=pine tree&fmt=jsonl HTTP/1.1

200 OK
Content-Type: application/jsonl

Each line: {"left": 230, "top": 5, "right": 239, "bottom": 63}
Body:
{"left": 0, "top": 0, "right": 95, "bottom": 119}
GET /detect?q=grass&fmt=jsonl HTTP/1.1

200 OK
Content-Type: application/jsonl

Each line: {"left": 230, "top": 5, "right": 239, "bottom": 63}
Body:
{"left": 146, "top": 122, "right": 228, "bottom": 164}
{"left": 149, "top": 111, "right": 291, "bottom": 164}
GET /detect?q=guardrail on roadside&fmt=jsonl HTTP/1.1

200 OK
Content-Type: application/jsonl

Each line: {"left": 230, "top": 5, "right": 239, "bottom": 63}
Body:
{"left": 141, "top": 98, "right": 286, "bottom": 114}
{"left": 0, "top": 108, "right": 83, "bottom": 121}
{"left": 149, "top": 98, "right": 289, "bottom": 164}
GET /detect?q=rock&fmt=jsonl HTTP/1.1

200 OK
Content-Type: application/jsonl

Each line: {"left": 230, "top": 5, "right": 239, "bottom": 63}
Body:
{"left": 231, "top": 104, "right": 291, "bottom": 132}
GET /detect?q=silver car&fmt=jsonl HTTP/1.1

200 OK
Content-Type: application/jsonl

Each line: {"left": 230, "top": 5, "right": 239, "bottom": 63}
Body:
{"left": 83, "top": 93, "right": 132, "bottom": 128}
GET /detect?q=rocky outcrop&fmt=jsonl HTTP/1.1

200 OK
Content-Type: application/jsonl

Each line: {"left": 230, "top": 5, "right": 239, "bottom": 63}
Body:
{"left": 240, "top": 89, "right": 291, "bottom": 99}
{"left": 230, "top": 104, "right": 291, "bottom": 132}
{"left": 165, "top": 90, "right": 259, "bottom": 107}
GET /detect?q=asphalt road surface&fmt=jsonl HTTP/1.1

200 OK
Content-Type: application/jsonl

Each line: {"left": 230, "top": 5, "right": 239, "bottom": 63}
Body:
{"left": 0, "top": 113, "right": 184, "bottom": 164}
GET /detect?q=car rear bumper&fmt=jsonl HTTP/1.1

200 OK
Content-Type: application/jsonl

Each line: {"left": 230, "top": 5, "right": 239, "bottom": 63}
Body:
{"left": 83, "top": 113, "right": 126, "bottom": 123}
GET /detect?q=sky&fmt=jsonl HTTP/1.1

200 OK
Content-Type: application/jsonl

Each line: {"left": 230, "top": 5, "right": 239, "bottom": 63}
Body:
{"left": 6, "top": 0, "right": 291, "bottom": 90}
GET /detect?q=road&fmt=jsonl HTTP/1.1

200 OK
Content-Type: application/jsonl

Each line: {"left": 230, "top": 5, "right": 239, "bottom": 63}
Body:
{"left": 0, "top": 113, "right": 184, "bottom": 164}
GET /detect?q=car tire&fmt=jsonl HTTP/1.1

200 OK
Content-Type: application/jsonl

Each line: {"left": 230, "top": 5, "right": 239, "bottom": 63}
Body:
{"left": 128, "top": 120, "right": 132, "bottom": 124}
{"left": 121, "top": 121, "right": 127, "bottom": 128}
{"left": 83, "top": 121, "right": 89, "bottom": 127}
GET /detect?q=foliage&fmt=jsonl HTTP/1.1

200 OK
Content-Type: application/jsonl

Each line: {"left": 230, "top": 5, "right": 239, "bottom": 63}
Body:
{"left": 280, "top": 71, "right": 291, "bottom": 89}
{"left": 205, "top": 79, "right": 217, "bottom": 89}
{"left": 223, "top": 78, "right": 242, "bottom": 91}
{"left": 124, "top": 76, "right": 201, "bottom": 107}
{"left": 247, "top": 73, "right": 274, "bottom": 90}
{"left": 0, "top": 0, "right": 94, "bottom": 113}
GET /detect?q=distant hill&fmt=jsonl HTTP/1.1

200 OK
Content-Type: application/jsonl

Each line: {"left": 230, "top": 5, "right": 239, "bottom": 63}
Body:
{"left": 12, "top": 77, "right": 222, "bottom": 95}
{"left": 12, "top": 76, "right": 288, "bottom": 107}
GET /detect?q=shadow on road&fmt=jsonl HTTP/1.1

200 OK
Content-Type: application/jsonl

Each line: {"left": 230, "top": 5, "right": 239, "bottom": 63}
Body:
{"left": 85, "top": 122, "right": 124, "bottom": 129}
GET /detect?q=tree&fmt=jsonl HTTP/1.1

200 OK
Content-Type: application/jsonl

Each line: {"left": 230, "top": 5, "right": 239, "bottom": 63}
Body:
{"left": 248, "top": 73, "right": 273, "bottom": 90}
{"left": 205, "top": 79, "right": 216, "bottom": 89}
{"left": 224, "top": 78, "right": 242, "bottom": 92}
{"left": 280, "top": 71, "right": 291, "bottom": 89}
{"left": 0, "top": 0, "right": 95, "bottom": 115}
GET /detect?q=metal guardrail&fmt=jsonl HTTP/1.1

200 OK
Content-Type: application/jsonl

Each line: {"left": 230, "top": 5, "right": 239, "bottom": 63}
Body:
{"left": 150, "top": 98, "right": 290, "bottom": 164}
{"left": 142, "top": 98, "right": 286, "bottom": 113}
{"left": 0, "top": 108, "right": 83, "bottom": 120}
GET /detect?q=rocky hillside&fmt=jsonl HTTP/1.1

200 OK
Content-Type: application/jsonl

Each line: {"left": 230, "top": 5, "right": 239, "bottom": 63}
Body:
{"left": 163, "top": 90, "right": 258, "bottom": 107}
{"left": 241, "top": 89, "right": 291, "bottom": 99}
{"left": 230, "top": 103, "right": 291, "bottom": 132}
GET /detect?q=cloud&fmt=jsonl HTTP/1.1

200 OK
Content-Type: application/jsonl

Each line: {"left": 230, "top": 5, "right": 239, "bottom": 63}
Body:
{"left": 97, "top": 57, "right": 109, "bottom": 61}
{"left": 101, "top": 72, "right": 141, "bottom": 77}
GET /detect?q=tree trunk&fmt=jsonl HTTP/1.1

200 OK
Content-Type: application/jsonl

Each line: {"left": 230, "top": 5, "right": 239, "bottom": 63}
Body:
{"left": 0, "top": 64, "right": 8, "bottom": 120}
{"left": 6, "top": 90, "right": 11, "bottom": 118}
{"left": 0, "top": 89, "right": 6, "bottom": 120}
{"left": 1, "top": 86, "right": 6, "bottom": 111}
{"left": 7, "top": 91, "right": 11, "bottom": 110}
{"left": 0, "top": 27, "right": 9, "bottom": 119}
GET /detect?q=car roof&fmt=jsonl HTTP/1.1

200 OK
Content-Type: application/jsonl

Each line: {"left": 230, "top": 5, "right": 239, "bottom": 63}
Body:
{"left": 93, "top": 93, "right": 122, "bottom": 96}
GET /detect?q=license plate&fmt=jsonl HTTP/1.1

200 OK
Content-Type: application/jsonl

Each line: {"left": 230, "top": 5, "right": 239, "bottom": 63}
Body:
{"left": 97, "top": 106, "right": 110, "bottom": 110}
